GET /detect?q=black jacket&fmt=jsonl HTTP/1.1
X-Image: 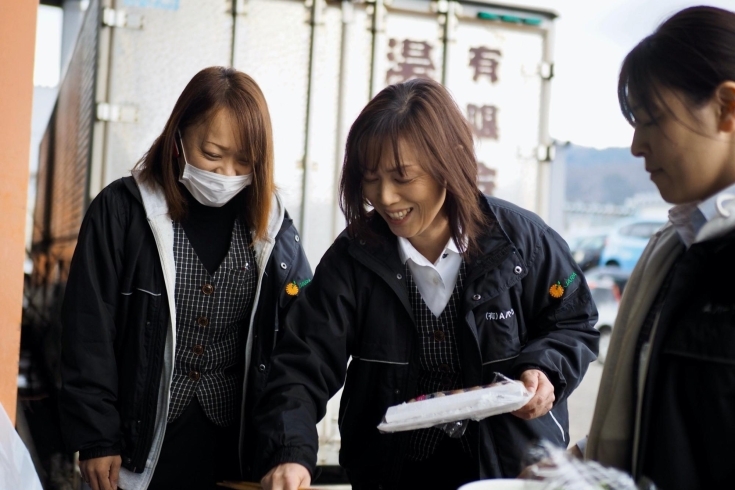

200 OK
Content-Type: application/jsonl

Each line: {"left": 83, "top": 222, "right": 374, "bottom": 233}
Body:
{"left": 638, "top": 229, "right": 735, "bottom": 489}
{"left": 254, "top": 195, "right": 599, "bottom": 486}
{"left": 58, "top": 176, "right": 312, "bottom": 478}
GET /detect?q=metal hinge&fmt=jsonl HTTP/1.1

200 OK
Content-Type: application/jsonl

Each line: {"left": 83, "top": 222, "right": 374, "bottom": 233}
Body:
{"left": 96, "top": 103, "right": 139, "bottom": 123}
{"left": 539, "top": 61, "right": 554, "bottom": 80}
{"left": 102, "top": 8, "right": 144, "bottom": 29}
{"left": 536, "top": 144, "right": 556, "bottom": 162}
{"left": 227, "top": 0, "right": 248, "bottom": 16}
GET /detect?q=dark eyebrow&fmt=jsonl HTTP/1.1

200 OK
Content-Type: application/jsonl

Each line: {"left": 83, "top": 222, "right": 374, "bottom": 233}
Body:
{"left": 388, "top": 164, "right": 416, "bottom": 173}
{"left": 203, "top": 140, "right": 230, "bottom": 151}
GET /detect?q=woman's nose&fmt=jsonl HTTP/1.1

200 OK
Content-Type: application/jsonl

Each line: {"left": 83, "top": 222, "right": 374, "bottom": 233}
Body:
{"left": 377, "top": 181, "right": 399, "bottom": 205}
{"left": 219, "top": 160, "right": 239, "bottom": 177}
{"left": 630, "top": 129, "right": 647, "bottom": 158}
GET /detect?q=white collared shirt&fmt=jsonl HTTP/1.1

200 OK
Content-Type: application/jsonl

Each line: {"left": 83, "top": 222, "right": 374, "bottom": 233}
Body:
{"left": 669, "top": 182, "right": 735, "bottom": 248}
{"left": 397, "top": 236, "right": 463, "bottom": 317}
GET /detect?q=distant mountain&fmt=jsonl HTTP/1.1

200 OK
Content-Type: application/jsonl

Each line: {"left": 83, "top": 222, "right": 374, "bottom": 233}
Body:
{"left": 558, "top": 143, "right": 658, "bottom": 205}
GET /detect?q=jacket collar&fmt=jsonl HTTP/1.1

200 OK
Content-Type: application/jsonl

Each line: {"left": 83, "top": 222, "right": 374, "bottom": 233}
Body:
{"left": 130, "top": 170, "right": 285, "bottom": 246}
{"left": 348, "top": 194, "right": 509, "bottom": 272}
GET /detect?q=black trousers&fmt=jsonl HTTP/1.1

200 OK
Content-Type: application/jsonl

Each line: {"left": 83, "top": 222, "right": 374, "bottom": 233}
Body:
{"left": 148, "top": 397, "right": 241, "bottom": 490}
{"left": 396, "top": 435, "right": 476, "bottom": 490}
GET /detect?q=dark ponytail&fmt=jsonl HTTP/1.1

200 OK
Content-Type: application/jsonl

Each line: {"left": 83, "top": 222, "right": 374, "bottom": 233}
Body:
{"left": 619, "top": 6, "right": 735, "bottom": 125}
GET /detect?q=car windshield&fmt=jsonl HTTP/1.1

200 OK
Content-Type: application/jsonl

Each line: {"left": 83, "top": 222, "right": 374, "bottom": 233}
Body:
{"left": 577, "top": 235, "right": 606, "bottom": 249}
{"left": 620, "top": 222, "right": 665, "bottom": 239}
{"left": 590, "top": 287, "right": 617, "bottom": 305}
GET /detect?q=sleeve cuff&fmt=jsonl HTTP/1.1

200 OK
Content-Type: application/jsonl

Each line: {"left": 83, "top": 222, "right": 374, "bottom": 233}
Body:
{"left": 262, "top": 447, "right": 316, "bottom": 480}
{"left": 78, "top": 444, "right": 122, "bottom": 461}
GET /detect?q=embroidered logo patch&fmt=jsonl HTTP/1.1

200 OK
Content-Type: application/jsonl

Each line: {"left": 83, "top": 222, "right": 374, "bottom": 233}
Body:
{"left": 563, "top": 272, "right": 578, "bottom": 288}
{"left": 486, "top": 309, "right": 515, "bottom": 321}
{"left": 285, "top": 278, "right": 312, "bottom": 296}
{"left": 550, "top": 272, "right": 578, "bottom": 299}
{"left": 549, "top": 282, "right": 565, "bottom": 299}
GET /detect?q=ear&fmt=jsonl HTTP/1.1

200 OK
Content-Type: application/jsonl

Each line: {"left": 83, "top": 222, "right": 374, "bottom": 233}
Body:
{"left": 715, "top": 81, "right": 735, "bottom": 133}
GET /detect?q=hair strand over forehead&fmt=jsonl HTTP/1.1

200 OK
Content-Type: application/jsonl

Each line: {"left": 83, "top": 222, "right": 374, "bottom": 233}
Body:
{"left": 339, "top": 78, "right": 490, "bottom": 258}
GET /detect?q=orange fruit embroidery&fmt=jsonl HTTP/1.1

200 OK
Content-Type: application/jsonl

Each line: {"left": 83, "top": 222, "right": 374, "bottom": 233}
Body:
{"left": 549, "top": 282, "right": 565, "bottom": 299}
{"left": 285, "top": 282, "right": 300, "bottom": 296}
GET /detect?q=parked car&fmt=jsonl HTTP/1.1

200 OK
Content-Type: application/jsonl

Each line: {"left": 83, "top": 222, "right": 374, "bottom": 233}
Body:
{"left": 570, "top": 234, "right": 608, "bottom": 271}
{"left": 598, "top": 218, "right": 667, "bottom": 272}
{"left": 584, "top": 266, "right": 631, "bottom": 364}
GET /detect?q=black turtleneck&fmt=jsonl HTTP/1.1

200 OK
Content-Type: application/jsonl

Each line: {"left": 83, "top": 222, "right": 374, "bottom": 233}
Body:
{"left": 179, "top": 185, "right": 245, "bottom": 275}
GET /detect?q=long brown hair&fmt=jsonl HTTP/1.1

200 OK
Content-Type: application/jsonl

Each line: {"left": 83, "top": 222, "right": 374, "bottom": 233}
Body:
{"left": 339, "top": 78, "right": 488, "bottom": 257}
{"left": 135, "top": 66, "right": 275, "bottom": 242}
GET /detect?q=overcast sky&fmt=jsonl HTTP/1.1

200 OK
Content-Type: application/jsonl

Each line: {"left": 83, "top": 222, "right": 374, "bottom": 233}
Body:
{"left": 34, "top": 0, "right": 735, "bottom": 149}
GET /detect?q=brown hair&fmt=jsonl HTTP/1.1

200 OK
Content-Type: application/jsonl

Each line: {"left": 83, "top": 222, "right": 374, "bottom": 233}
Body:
{"left": 135, "top": 66, "right": 275, "bottom": 242}
{"left": 619, "top": 6, "right": 735, "bottom": 126}
{"left": 339, "top": 78, "right": 488, "bottom": 257}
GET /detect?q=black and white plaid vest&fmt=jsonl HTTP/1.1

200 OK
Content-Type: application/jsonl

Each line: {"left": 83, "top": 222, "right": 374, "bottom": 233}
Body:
{"left": 168, "top": 219, "right": 257, "bottom": 426}
{"left": 404, "top": 261, "right": 471, "bottom": 461}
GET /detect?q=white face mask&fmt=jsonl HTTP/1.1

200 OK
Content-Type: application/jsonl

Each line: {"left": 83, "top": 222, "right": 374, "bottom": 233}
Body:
{"left": 177, "top": 133, "right": 253, "bottom": 207}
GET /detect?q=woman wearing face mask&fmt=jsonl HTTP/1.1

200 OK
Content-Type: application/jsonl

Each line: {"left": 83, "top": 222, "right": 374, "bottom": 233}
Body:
{"left": 584, "top": 6, "right": 735, "bottom": 489}
{"left": 252, "top": 78, "right": 599, "bottom": 490}
{"left": 58, "top": 66, "right": 311, "bottom": 490}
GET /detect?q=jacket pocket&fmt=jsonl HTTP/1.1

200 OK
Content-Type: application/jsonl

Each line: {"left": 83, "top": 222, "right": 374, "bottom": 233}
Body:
{"left": 474, "top": 299, "right": 522, "bottom": 365}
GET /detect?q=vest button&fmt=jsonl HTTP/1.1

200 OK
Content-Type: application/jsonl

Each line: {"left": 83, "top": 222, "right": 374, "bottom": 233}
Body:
{"left": 295, "top": 235, "right": 300, "bottom": 242}
{"left": 197, "top": 316, "right": 209, "bottom": 328}
{"left": 280, "top": 262, "right": 288, "bottom": 270}
{"left": 442, "top": 378, "right": 453, "bottom": 390}
{"left": 258, "top": 364, "right": 266, "bottom": 372}
{"left": 396, "top": 273, "right": 403, "bottom": 280}
{"left": 439, "top": 363, "right": 450, "bottom": 373}
{"left": 192, "top": 344, "right": 204, "bottom": 356}
{"left": 189, "top": 370, "right": 200, "bottom": 381}
{"left": 433, "top": 330, "right": 445, "bottom": 342}
{"left": 472, "top": 294, "right": 481, "bottom": 301}
{"left": 201, "top": 283, "right": 214, "bottom": 295}
{"left": 514, "top": 265, "right": 523, "bottom": 275}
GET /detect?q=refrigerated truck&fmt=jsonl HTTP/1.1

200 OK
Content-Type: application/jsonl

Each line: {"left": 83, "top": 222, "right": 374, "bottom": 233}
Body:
{"left": 31, "top": 0, "right": 556, "bottom": 470}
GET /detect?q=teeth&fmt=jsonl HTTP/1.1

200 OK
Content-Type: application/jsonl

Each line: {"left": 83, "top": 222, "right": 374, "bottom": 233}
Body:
{"left": 387, "top": 209, "right": 410, "bottom": 220}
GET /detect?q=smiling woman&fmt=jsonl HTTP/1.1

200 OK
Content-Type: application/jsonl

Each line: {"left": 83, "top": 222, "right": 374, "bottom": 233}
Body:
{"left": 253, "top": 78, "right": 599, "bottom": 490}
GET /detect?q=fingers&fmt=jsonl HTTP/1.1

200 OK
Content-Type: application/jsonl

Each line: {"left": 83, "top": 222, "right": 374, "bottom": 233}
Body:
{"left": 261, "top": 463, "right": 311, "bottom": 490}
{"left": 94, "top": 470, "right": 113, "bottom": 490}
{"left": 512, "top": 370, "right": 556, "bottom": 420}
{"left": 110, "top": 456, "right": 121, "bottom": 490}
{"left": 79, "top": 457, "right": 118, "bottom": 490}
{"left": 519, "top": 370, "right": 540, "bottom": 394}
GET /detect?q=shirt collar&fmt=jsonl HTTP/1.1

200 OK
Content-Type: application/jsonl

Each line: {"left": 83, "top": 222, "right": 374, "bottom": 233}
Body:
{"left": 698, "top": 181, "right": 735, "bottom": 222}
{"left": 668, "top": 182, "right": 735, "bottom": 247}
{"left": 397, "top": 236, "right": 461, "bottom": 267}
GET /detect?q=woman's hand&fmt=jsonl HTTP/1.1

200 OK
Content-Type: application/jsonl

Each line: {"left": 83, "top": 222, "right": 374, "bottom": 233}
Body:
{"left": 261, "top": 463, "right": 311, "bottom": 490}
{"left": 79, "top": 455, "right": 121, "bottom": 490}
{"left": 512, "top": 369, "right": 555, "bottom": 420}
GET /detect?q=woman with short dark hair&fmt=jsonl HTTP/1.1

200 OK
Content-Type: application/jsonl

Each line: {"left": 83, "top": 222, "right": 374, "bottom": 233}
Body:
{"left": 254, "top": 78, "right": 599, "bottom": 490}
{"left": 585, "top": 6, "right": 735, "bottom": 488}
{"left": 58, "top": 66, "right": 311, "bottom": 490}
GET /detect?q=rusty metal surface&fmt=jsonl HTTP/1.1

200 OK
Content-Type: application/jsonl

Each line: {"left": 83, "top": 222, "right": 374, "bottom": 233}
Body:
{"left": 31, "top": 0, "right": 99, "bottom": 287}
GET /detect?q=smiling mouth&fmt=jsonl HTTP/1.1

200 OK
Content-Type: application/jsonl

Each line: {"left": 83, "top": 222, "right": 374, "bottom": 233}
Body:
{"left": 386, "top": 208, "right": 413, "bottom": 221}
